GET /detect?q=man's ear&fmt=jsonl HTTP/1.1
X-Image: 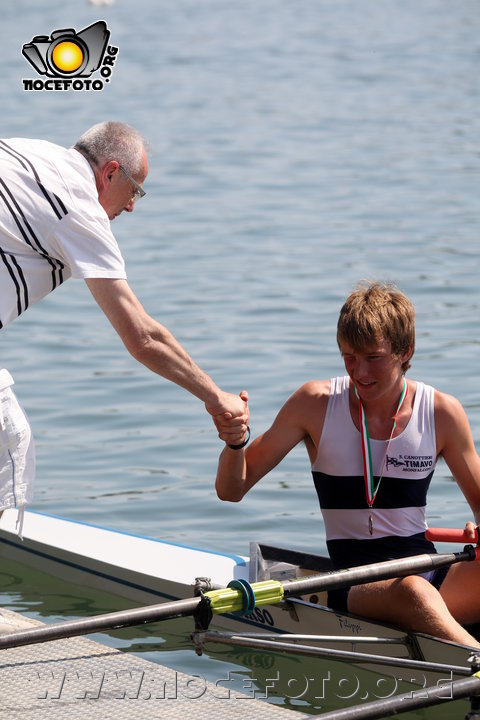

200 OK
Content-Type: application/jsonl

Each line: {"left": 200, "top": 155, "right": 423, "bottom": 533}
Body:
{"left": 99, "top": 160, "right": 119, "bottom": 189}
{"left": 102, "top": 160, "right": 119, "bottom": 183}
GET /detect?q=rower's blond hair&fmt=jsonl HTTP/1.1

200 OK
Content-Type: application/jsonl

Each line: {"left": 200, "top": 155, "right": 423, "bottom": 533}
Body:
{"left": 337, "top": 281, "right": 415, "bottom": 373}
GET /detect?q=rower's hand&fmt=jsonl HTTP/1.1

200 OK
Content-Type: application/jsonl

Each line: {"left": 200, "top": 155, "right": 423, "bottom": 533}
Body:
{"left": 207, "top": 390, "right": 249, "bottom": 445}
{"left": 464, "top": 521, "right": 479, "bottom": 543}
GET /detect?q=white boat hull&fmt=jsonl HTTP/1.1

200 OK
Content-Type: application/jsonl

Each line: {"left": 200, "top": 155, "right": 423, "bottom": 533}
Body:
{"left": 0, "top": 509, "right": 474, "bottom": 690}
{"left": 0, "top": 509, "right": 249, "bottom": 606}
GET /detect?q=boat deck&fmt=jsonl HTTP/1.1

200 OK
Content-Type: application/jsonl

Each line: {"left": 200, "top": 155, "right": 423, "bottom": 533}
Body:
{"left": 0, "top": 609, "right": 305, "bottom": 720}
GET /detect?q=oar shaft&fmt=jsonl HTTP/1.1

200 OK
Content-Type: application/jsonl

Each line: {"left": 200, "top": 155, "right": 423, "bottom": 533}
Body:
{"left": 318, "top": 673, "right": 480, "bottom": 720}
{"left": 281, "top": 548, "right": 475, "bottom": 598}
{"left": 0, "top": 596, "right": 200, "bottom": 650}
{"left": 0, "top": 548, "right": 475, "bottom": 650}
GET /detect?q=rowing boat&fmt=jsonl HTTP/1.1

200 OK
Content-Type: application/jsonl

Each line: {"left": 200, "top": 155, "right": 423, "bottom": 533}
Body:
{"left": 0, "top": 508, "right": 477, "bottom": 695}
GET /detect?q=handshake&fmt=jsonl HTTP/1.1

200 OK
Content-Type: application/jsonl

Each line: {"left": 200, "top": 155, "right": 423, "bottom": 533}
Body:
{"left": 206, "top": 390, "right": 250, "bottom": 449}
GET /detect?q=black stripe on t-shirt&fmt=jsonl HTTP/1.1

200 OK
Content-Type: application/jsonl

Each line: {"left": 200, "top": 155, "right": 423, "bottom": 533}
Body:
{"left": 0, "top": 247, "right": 27, "bottom": 317}
{"left": 0, "top": 179, "right": 65, "bottom": 291}
{"left": 0, "top": 140, "right": 68, "bottom": 220}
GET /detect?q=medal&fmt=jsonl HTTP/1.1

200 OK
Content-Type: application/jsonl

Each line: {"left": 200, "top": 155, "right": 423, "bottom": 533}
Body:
{"left": 355, "top": 378, "right": 408, "bottom": 536}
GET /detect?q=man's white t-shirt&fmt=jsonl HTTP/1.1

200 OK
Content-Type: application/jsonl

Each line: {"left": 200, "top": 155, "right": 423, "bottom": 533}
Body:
{"left": 0, "top": 137, "right": 127, "bottom": 329}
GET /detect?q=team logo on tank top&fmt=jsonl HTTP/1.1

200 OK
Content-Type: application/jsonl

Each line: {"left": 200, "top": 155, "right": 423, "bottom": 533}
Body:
{"left": 386, "top": 454, "right": 434, "bottom": 472}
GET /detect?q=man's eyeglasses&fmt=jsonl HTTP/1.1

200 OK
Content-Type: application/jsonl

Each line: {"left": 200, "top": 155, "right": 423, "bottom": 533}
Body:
{"left": 119, "top": 164, "right": 146, "bottom": 203}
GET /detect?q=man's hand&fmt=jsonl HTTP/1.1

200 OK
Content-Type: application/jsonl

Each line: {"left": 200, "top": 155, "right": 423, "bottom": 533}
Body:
{"left": 207, "top": 390, "right": 249, "bottom": 445}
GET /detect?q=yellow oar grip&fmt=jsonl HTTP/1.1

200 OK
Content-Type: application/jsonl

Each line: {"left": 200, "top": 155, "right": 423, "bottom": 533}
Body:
{"left": 205, "top": 579, "right": 284, "bottom": 615}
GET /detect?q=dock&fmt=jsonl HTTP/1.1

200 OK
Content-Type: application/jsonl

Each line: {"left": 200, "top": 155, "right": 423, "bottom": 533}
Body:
{"left": 0, "top": 609, "right": 306, "bottom": 720}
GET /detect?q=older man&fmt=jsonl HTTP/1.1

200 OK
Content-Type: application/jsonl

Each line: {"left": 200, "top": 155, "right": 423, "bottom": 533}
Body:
{"left": 0, "top": 121, "right": 247, "bottom": 524}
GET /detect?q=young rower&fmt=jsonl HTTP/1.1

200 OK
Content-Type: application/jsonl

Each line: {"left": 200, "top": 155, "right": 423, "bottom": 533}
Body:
{"left": 214, "top": 281, "right": 480, "bottom": 647}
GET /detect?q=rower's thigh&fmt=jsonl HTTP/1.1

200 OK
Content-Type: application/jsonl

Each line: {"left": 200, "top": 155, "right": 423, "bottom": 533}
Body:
{"left": 439, "top": 562, "right": 480, "bottom": 625}
{"left": 348, "top": 577, "right": 413, "bottom": 619}
{"left": 348, "top": 575, "right": 440, "bottom": 625}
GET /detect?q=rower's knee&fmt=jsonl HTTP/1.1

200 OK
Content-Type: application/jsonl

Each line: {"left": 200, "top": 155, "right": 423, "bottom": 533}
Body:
{"left": 394, "top": 574, "right": 440, "bottom": 607}
{"left": 348, "top": 574, "right": 476, "bottom": 643}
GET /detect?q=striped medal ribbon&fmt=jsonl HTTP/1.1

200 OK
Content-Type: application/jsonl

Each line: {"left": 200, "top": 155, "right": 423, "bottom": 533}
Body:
{"left": 354, "top": 378, "right": 408, "bottom": 535}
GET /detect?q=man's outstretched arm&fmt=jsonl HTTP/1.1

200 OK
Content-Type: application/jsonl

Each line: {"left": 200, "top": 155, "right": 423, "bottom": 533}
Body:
{"left": 86, "top": 277, "right": 249, "bottom": 423}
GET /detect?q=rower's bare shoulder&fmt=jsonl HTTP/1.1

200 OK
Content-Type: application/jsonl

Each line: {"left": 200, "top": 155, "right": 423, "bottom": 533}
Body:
{"left": 292, "top": 379, "right": 331, "bottom": 407}
{"left": 434, "top": 388, "right": 472, "bottom": 450}
{"left": 433, "top": 388, "right": 465, "bottom": 419}
{"left": 433, "top": 389, "right": 479, "bottom": 475}
{"left": 282, "top": 380, "right": 330, "bottom": 433}
{"left": 287, "top": 381, "right": 330, "bottom": 457}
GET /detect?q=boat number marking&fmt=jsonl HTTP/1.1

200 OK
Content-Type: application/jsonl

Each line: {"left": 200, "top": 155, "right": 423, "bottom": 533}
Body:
{"left": 244, "top": 607, "right": 275, "bottom": 626}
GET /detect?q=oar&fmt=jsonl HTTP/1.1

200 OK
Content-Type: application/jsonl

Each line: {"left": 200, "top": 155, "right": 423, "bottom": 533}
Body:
{"left": 0, "top": 545, "right": 476, "bottom": 650}
{"left": 0, "top": 595, "right": 201, "bottom": 650}
{"left": 317, "top": 671, "right": 480, "bottom": 720}
{"left": 279, "top": 545, "right": 479, "bottom": 599}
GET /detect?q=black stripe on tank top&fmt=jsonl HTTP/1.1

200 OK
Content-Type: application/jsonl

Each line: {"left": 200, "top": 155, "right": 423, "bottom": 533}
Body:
{"left": 312, "top": 469, "right": 434, "bottom": 509}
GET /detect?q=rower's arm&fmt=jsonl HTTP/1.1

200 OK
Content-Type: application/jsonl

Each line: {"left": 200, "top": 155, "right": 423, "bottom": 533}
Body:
{"left": 435, "top": 390, "right": 480, "bottom": 530}
{"left": 215, "top": 381, "right": 328, "bottom": 502}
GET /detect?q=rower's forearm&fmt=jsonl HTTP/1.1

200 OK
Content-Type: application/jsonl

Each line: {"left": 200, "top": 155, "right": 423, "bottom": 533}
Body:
{"left": 216, "top": 446, "right": 248, "bottom": 502}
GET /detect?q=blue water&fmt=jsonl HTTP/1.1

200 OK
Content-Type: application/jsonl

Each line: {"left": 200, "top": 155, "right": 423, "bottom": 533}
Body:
{"left": 1, "top": 0, "right": 479, "bottom": 713}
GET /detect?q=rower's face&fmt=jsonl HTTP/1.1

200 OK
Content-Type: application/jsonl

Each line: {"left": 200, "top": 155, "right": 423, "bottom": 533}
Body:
{"left": 339, "top": 339, "right": 407, "bottom": 401}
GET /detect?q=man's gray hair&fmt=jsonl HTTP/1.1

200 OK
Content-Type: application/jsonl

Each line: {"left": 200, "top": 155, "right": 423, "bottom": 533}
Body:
{"left": 73, "top": 121, "right": 147, "bottom": 175}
